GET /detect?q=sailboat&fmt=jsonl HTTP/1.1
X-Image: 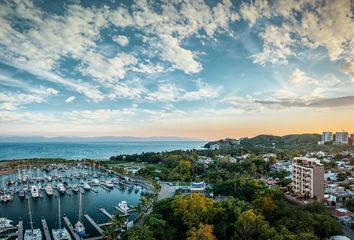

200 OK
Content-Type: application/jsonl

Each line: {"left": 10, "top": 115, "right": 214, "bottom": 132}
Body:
{"left": 24, "top": 198, "right": 42, "bottom": 240}
{"left": 74, "top": 191, "right": 87, "bottom": 238}
{"left": 52, "top": 197, "right": 72, "bottom": 240}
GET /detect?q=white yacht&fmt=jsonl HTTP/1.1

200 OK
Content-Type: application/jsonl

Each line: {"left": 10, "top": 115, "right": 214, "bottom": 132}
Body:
{"left": 0, "top": 194, "right": 12, "bottom": 202}
{"left": 104, "top": 180, "right": 114, "bottom": 188}
{"left": 91, "top": 179, "right": 99, "bottom": 186}
{"left": 0, "top": 217, "right": 13, "bottom": 233}
{"left": 57, "top": 183, "right": 66, "bottom": 194}
{"left": 24, "top": 198, "right": 42, "bottom": 240}
{"left": 52, "top": 197, "right": 72, "bottom": 240}
{"left": 31, "top": 186, "right": 39, "bottom": 198}
{"left": 82, "top": 182, "right": 91, "bottom": 190}
{"left": 118, "top": 201, "right": 129, "bottom": 213}
{"left": 45, "top": 185, "right": 53, "bottom": 196}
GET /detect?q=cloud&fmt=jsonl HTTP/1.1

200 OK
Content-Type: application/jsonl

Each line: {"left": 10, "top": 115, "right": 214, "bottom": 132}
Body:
{"left": 289, "top": 68, "right": 318, "bottom": 87}
{"left": 252, "top": 24, "right": 295, "bottom": 65}
{"left": 341, "top": 60, "right": 354, "bottom": 81}
{"left": 246, "top": 0, "right": 354, "bottom": 65}
{"left": 65, "top": 96, "right": 76, "bottom": 103}
{"left": 0, "top": 92, "right": 46, "bottom": 110}
{"left": 180, "top": 80, "right": 220, "bottom": 101}
{"left": 112, "top": 35, "right": 129, "bottom": 46}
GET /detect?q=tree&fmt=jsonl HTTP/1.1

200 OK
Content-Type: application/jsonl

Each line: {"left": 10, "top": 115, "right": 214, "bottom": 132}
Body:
{"left": 127, "top": 226, "right": 154, "bottom": 240}
{"left": 345, "top": 199, "right": 354, "bottom": 212}
{"left": 235, "top": 210, "right": 274, "bottom": 240}
{"left": 173, "top": 193, "right": 215, "bottom": 228}
{"left": 186, "top": 224, "right": 217, "bottom": 240}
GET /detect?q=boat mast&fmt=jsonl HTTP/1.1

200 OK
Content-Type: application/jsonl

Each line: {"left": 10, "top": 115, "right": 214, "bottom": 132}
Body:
{"left": 79, "top": 191, "right": 82, "bottom": 223}
{"left": 58, "top": 196, "right": 62, "bottom": 229}
{"left": 28, "top": 198, "right": 34, "bottom": 234}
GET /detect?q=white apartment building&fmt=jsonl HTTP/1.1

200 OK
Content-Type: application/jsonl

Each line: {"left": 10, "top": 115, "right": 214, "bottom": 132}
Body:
{"left": 322, "top": 131, "right": 333, "bottom": 143}
{"left": 292, "top": 157, "right": 324, "bottom": 201}
{"left": 335, "top": 131, "right": 349, "bottom": 145}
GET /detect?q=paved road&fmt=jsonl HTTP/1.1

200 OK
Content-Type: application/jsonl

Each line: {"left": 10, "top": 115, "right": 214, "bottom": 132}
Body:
{"left": 158, "top": 182, "right": 175, "bottom": 201}
{"left": 341, "top": 225, "right": 354, "bottom": 240}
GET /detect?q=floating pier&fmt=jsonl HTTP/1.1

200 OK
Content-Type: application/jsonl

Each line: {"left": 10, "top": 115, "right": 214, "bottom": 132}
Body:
{"left": 41, "top": 218, "right": 52, "bottom": 240}
{"left": 84, "top": 214, "right": 104, "bottom": 234}
{"left": 113, "top": 206, "right": 130, "bottom": 217}
{"left": 63, "top": 216, "right": 80, "bottom": 240}
{"left": 17, "top": 220, "right": 23, "bottom": 240}
{"left": 99, "top": 185, "right": 110, "bottom": 191}
{"left": 99, "top": 208, "right": 113, "bottom": 219}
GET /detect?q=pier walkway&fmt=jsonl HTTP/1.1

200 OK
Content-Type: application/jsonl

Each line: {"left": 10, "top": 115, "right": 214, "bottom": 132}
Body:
{"left": 17, "top": 220, "right": 23, "bottom": 240}
{"left": 84, "top": 214, "right": 104, "bottom": 234}
{"left": 63, "top": 216, "right": 80, "bottom": 240}
{"left": 41, "top": 218, "right": 52, "bottom": 240}
{"left": 99, "top": 208, "right": 113, "bottom": 219}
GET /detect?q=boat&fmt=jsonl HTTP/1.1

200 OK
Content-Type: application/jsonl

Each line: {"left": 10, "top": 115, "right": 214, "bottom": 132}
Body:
{"left": 72, "top": 185, "right": 79, "bottom": 192}
{"left": 91, "top": 179, "right": 99, "bottom": 186}
{"left": 118, "top": 201, "right": 129, "bottom": 213}
{"left": 19, "top": 190, "right": 25, "bottom": 198}
{"left": 103, "top": 180, "right": 114, "bottom": 188}
{"left": 0, "top": 217, "right": 13, "bottom": 233}
{"left": 82, "top": 182, "right": 91, "bottom": 191}
{"left": 0, "top": 194, "right": 12, "bottom": 202}
{"left": 47, "top": 176, "right": 52, "bottom": 182}
{"left": 75, "top": 191, "right": 87, "bottom": 238}
{"left": 31, "top": 186, "right": 39, "bottom": 198}
{"left": 57, "top": 183, "right": 66, "bottom": 194}
{"left": 45, "top": 185, "right": 53, "bottom": 196}
{"left": 52, "top": 196, "right": 72, "bottom": 240}
{"left": 24, "top": 198, "right": 42, "bottom": 240}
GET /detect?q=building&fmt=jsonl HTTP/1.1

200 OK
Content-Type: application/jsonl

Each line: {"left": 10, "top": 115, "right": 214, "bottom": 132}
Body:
{"left": 350, "top": 133, "right": 354, "bottom": 146}
{"left": 322, "top": 131, "right": 333, "bottom": 143}
{"left": 292, "top": 157, "right": 324, "bottom": 201}
{"left": 190, "top": 181, "right": 206, "bottom": 193}
{"left": 335, "top": 131, "right": 349, "bottom": 145}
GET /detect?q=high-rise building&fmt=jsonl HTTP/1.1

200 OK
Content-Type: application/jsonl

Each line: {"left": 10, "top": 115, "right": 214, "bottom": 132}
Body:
{"left": 335, "top": 131, "right": 349, "bottom": 145}
{"left": 322, "top": 131, "right": 333, "bottom": 143}
{"left": 350, "top": 133, "right": 354, "bottom": 146}
{"left": 292, "top": 157, "right": 324, "bottom": 201}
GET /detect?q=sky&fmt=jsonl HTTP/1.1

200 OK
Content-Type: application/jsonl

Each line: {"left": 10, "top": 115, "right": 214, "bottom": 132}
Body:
{"left": 0, "top": 0, "right": 353, "bottom": 140}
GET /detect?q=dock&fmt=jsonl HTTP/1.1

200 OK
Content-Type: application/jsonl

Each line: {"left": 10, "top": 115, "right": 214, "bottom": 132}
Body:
{"left": 63, "top": 216, "right": 80, "bottom": 240}
{"left": 99, "top": 185, "right": 110, "bottom": 191}
{"left": 84, "top": 214, "right": 104, "bottom": 234}
{"left": 17, "top": 220, "right": 23, "bottom": 240}
{"left": 98, "top": 222, "right": 112, "bottom": 227}
{"left": 99, "top": 208, "right": 113, "bottom": 219}
{"left": 41, "top": 218, "right": 52, "bottom": 240}
{"left": 113, "top": 206, "right": 130, "bottom": 217}
{"left": 86, "top": 236, "right": 103, "bottom": 240}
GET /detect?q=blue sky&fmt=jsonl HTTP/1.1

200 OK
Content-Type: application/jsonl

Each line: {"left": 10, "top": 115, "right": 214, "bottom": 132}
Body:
{"left": 0, "top": 0, "right": 353, "bottom": 139}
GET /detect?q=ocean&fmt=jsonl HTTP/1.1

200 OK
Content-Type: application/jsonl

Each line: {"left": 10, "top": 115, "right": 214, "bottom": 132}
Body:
{"left": 0, "top": 141, "right": 206, "bottom": 160}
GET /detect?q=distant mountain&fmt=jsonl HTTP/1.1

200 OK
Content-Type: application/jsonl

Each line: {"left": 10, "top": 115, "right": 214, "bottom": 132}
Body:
{"left": 0, "top": 136, "right": 204, "bottom": 143}
{"left": 241, "top": 134, "right": 321, "bottom": 145}
{"left": 205, "top": 133, "right": 322, "bottom": 150}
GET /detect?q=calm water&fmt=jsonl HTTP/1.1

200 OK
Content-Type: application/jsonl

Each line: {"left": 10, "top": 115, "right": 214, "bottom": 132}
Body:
{"left": 1, "top": 169, "right": 144, "bottom": 238}
{"left": 0, "top": 141, "right": 206, "bottom": 160}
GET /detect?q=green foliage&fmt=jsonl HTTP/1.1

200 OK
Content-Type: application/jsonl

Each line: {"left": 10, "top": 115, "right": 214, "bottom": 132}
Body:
{"left": 127, "top": 226, "right": 154, "bottom": 240}
{"left": 345, "top": 198, "right": 354, "bottom": 212}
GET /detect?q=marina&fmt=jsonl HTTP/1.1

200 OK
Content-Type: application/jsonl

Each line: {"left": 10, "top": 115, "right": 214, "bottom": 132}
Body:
{"left": 0, "top": 163, "right": 150, "bottom": 239}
